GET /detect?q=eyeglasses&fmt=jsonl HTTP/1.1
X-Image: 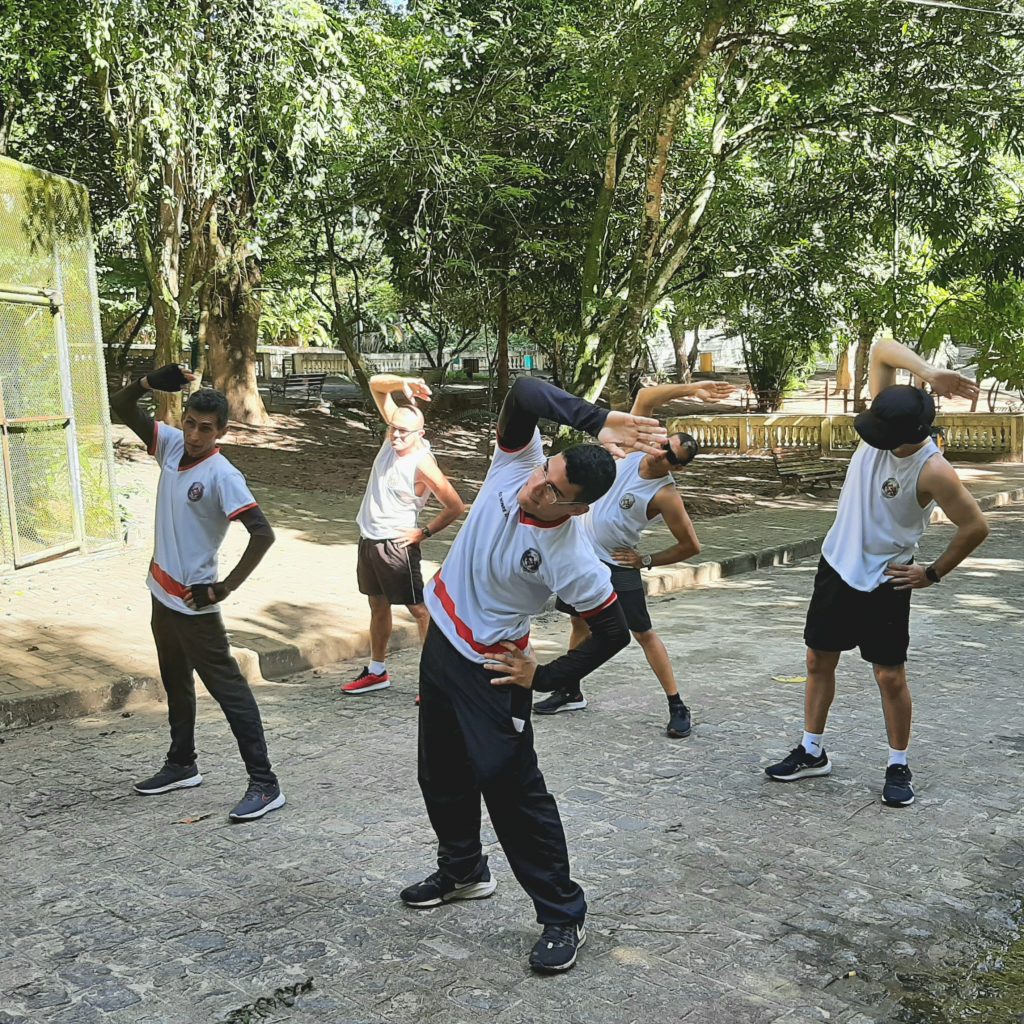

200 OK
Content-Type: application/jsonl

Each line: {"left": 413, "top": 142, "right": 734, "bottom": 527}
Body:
{"left": 390, "top": 425, "right": 423, "bottom": 439}
{"left": 541, "top": 459, "right": 582, "bottom": 506}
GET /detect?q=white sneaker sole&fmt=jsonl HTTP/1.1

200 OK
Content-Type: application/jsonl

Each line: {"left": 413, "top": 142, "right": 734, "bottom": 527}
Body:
{"left": 531, "top": 926, "right": 587, "bottom": 973}
{"left": 403, "top": 877, "right": 498, "bottom": 908}
{"left": 134, "top": 773, "right": 204, "bottom": 795}
{"left": 882, "top": 793, "right": 915, "bottom": 807}
{"left": 229, "top": 792, "right": 287, "bottom": 821}
{"left": 766, "top": 763, "right": 832, "bottom": 782}
{"left": 536, "top": 698, "right": 587, "bottom": 715}
{"left": 341, "top": 681, "right": 391, "bottom": 695}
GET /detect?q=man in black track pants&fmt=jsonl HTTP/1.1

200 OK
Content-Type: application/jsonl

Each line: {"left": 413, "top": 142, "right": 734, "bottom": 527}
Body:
{"left": 110, "top": 365, "right": 284, "bottom": 822}
{"left": 399, "top": 376, "right": 666, "bottom": 973}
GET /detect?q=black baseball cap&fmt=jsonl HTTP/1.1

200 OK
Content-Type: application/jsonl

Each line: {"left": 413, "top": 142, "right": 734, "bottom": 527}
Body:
{"left": 854, "top": 384, "right": 935, "bottom": 450}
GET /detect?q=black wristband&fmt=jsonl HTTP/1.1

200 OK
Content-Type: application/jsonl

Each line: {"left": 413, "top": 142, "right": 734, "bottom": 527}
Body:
{"left": 421, "top": 525, "right": 432, "bottom": 538}
{"left": 146, "top": 363, "right": 191, "bottom": 393}
{"left": 925, "top": 565, "right": 942, "bottom": 584}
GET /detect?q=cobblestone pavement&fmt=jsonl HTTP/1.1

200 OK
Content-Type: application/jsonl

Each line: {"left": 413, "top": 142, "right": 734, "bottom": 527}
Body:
{"left": 2, "top": 509, "right": 1022, "bottom": 1024}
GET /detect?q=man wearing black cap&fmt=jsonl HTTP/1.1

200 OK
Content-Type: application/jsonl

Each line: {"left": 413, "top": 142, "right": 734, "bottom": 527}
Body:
{"left": 764, "top": 338, "right": 989, "bottom": 806}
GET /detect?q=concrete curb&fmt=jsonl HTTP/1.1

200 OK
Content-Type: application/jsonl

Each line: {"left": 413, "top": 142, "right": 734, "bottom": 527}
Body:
{"left": 0, "top": 674, "right": 163, "bottom": 731}
{"left": 3, "top": 487, "right": 1020, "bottom": 730}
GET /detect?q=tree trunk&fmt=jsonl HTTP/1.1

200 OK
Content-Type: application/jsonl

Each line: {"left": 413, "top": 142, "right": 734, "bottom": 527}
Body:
{"left": 210, "top": 255, "right": 270, "bottom": 425}
{"left": 852, "top": 318, "right": 876, "bottom": 412}
{"left": 148, "top": 286, "right": 185, "bottom": 424}
{"left": 496, "top": 279, "right": 510, "bottom": 405}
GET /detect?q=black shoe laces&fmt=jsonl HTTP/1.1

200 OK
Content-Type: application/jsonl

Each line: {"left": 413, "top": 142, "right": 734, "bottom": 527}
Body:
{"left": 539, "top": 923, "right": 577, "bottom": 948}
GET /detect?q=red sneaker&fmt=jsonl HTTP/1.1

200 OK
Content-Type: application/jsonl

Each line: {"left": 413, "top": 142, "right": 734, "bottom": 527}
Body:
{"left": 341, "top": 667, "right": 391, "bottom": 695}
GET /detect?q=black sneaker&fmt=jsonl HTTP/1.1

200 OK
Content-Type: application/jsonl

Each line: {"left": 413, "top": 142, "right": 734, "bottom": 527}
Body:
{"left": 667, "top": 702, "right": 692, "bottom": 738}
{"left": 534, "top": 690, "right": 587, "bottom": 715}
{"left": 882, "top": 764, "right": 915, "bottom": 807}
{"left": 229, "top": 781, "right": 286, "bottom": 821}
{"left": 765, "top": 745, "right": 832, "bottom": 782}
{"left": 529, "top": 921, "right": 587, "bottom": 973}
{"left": 400, "top": 866, "right": 497, "bottom": 908}
{"left": 133, "top": 761, "right": 203, "bottom": 795}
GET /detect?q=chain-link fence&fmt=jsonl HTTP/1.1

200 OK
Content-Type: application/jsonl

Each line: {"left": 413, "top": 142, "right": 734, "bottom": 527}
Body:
{"left": 0, "top": 156, "right": 120, "bottom": 571}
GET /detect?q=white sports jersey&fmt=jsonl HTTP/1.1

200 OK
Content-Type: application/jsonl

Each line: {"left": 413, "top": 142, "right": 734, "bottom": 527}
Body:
{"left": 356, "top": 438, "right": 432, "bottom": 540}
{"left": 424, "top": 430, "right": 615, "bottom": 664}
{"left": 581, "top": 451, "right": 672, "bottom": 561}
{"left": 146, "top": 423, "right": 257, "bottom": 615}
{"left": 822, "top": 439, "right": 939, "bottom": 592}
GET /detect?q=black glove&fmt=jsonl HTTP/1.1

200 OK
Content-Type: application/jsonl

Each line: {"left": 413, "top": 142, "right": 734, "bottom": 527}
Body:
{"left": 145, "top": 364, "right": 192, "bottom": 393}
{"left": 189, "top": 582, "right": 231, "bottom": 608}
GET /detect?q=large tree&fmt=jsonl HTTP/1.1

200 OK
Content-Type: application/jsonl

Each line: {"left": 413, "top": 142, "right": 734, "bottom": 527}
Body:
{"left": 83, "top": 0, "right": 362, "bottom": 422}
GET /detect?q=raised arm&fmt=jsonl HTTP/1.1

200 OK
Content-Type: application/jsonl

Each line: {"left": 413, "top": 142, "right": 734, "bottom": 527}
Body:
{"left": 497, "top": 376, "right": 666, "bottom": 456}
{"left": 868, "top": 339, "right": 979, "bottom": 402}
{"left": 109, "top": 363, "right": 195, "bottom": 449}
{"left": 368, "top": 374, "right": 432, "bottom": 424}
{"left": 630, "top": 381, "right": 736, "bottom": 417}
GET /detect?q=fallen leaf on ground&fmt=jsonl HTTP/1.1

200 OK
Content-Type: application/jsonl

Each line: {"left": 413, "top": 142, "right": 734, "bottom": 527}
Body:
{"left": 771, "top": 675, "right": 807, "bottom": 684}
{"left": 174, "top": 813, "right": 213, "bottom": 825}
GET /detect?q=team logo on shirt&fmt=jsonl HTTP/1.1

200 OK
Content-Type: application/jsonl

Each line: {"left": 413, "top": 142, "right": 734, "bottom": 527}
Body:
{"left": 520, "top": 548, "right": 542, "bottom": 573}
{"left": 187, "top": 481, "right": 205, "bottom": 502}
{"left": 881, "top": 478, "right": 900, "bottom": 499}
{"left": 619, "top": 493, "right": 636, "bottom": 510}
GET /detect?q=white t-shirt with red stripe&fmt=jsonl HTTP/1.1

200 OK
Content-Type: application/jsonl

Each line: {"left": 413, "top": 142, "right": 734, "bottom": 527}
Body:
{"left": 146, "top": 423, "right": 257, "bottom": 615}
{"left": 424, "top": 430, "right": 614, "bottom": 664}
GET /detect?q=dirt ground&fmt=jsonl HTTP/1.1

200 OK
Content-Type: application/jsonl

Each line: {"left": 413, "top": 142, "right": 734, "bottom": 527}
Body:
{"left": 114, "top": 400, "right": 830, "bottom": 519}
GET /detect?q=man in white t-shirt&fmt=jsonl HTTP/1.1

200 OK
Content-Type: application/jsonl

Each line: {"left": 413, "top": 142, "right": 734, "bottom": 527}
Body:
{"left": 344, "top": 375, "right": 465, "bottom": 697}
{"left": 110, "top": 365, "right": 284, "bottom": 822}
{"left": 540, "top": 380, "right": 734, "bottom": 736}
{"left": 399, "top": 376, "right": 666, "bottom": 974}
{"left": 764, "top": 339, "right": 989, "bottom": 807}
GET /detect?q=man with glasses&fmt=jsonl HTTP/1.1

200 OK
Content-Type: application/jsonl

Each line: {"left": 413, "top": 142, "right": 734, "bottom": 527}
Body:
{"left": 400, "top": 375, "right": 666, "bottom": 973}
{"left": 344, "top": 375, "right": 465, "bottom": 697}
{"left": 538, "top": 380, "right": 734, "bottom": 737}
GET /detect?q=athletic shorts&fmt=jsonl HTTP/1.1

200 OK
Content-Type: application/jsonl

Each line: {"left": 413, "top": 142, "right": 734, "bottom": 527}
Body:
{"left": 555, "top": 561, "right": 652, "bottom": 634}
{"left": 803, "top": 556, "right": 912, "bottom": 666}
{"left": 357, "top": 537, "right": 424, "bottom": 605}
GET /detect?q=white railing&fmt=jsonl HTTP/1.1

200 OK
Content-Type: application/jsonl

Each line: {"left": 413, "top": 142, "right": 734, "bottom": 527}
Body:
{"left": 667, "top": 413, "right": 1024, "bottom": 461}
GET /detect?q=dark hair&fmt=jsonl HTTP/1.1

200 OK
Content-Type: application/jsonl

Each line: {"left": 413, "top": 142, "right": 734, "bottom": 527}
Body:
{"left": 666, "top": 431, "right": 699, "bottom": 467}
{"left": 185, "top": 389, "right": 229, "bottom": 429}
{"left": 563, "top": 444, "right": 616, "bottom": 504}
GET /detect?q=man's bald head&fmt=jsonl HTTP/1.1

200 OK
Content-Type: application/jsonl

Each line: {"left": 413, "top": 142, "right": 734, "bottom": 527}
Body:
{"left": 389, "top": 405, "right": 425, "bottom": 432}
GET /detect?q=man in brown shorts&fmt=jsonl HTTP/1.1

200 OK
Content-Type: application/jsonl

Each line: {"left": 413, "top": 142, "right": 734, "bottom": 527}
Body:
{"left": 344, "top": 375, "right": 465, "bottom": 696}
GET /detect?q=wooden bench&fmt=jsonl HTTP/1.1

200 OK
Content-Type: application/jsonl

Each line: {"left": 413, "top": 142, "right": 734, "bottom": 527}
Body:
{"left": 771, "top": 447, "right": 847, "bottom": 490}
{"left": 268, "top": 372, "right": 327, "bottom": 410}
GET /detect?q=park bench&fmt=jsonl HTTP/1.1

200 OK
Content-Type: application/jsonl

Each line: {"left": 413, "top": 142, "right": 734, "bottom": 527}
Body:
{"left": 267, "top": 372, "right": 327, "bottom": 411}
{"left": 771, "top": 447, "right": 848, "bottom": 491}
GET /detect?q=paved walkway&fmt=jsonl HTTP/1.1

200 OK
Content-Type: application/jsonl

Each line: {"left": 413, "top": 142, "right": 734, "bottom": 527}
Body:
{"left": 1, "top": 507, "right": 1022, "bottom": 1023}
{"left": 2, "top": 457, "right": 1023, "bottom": 728}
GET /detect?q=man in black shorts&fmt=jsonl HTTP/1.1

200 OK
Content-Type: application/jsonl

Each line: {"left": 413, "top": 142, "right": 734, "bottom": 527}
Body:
{"left": 344, "top": 375, "right": 464, "bottom": 696}
{"left": 538, "top": 380, "right": 733, "bottom": 737}
{"left": 764, "top": 338, "right": 989, "bottom": 806}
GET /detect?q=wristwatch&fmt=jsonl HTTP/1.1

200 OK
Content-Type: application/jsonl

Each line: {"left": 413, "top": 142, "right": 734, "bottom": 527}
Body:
{"left": 925, "top": 565, "right": 942, "bottom": 584}
{"left": 421, "top": 525, "right": 432, "bottom": 538}
{"left": 641, "top": 554, "right": 653, "bottom": 569}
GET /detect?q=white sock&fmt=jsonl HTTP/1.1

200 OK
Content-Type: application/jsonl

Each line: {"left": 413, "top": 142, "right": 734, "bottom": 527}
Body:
{"left": 801, "top": 731, "right": 824, "bottom": 757}
{"left": 888, "top": 747, "right": 908, "bottom": 767}
{"left": 369, "top": 660, "right": 387, "bottom": 676}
